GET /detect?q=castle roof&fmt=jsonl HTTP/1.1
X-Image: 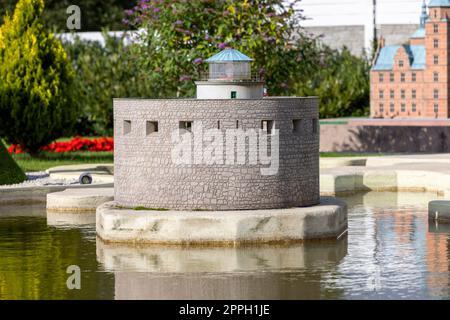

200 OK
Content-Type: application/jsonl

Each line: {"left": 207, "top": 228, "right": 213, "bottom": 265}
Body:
{"left": 206, "top": 48, "right": 253, "bottom": 63}
{"left": 411, "top": 27, "right": 426, "bottom": 38}
{"left": 372, "top": 45, "right": 426, "bottom": 71}
{"left": 429, "top": 0, "right": 450, "bottom": 7}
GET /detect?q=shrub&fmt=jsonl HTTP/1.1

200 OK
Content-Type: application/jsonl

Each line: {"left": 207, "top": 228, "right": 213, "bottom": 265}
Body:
{"left": 0, "top": 0, "right": 77, "bottom": 155}
{"left": 293, "top": 47, "right": 370, "bottom": 118}
{"left": 64, "top": 33, "right": 154, "bottom": 136}
{"left": 0, "top": 140, "right": 26, "bottom": 185}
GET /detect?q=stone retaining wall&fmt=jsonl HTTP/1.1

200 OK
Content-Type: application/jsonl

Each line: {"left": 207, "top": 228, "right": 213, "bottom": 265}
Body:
{"left": 114, "top": 98, "right": 319, "bottom": 210}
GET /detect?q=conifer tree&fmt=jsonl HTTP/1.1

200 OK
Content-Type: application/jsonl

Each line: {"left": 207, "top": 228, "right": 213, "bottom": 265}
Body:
{"left": 0, "top": 141, "right": 26, "bottom": 185}
{"left": 0, "top": 0, "right": 77, "bottom": 154}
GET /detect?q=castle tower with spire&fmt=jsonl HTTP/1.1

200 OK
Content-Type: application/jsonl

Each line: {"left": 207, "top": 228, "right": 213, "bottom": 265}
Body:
{"left": 371, "top": 0, "right": 450, "bottom": 119}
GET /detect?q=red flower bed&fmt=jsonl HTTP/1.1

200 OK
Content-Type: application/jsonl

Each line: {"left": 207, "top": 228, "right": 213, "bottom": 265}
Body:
{"left": 8, "top": 137, "right": 114, "bottom": 154}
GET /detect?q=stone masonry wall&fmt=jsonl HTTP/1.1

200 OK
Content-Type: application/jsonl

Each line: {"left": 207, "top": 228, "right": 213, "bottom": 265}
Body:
{"left": 114, "top": 98, "right": 319, "bottom": 211}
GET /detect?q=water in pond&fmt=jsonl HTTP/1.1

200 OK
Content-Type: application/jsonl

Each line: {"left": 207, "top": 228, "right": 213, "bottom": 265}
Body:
{"left": 1, "top": 192, "right": 450, "bottom": 300}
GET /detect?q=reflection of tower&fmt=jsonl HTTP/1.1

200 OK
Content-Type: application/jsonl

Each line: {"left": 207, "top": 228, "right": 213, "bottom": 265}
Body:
{"left": 195, "top": 48, "right": 264, "bottom": 99}
{"left": 96, "top": 239, "right": 348, "bottom": 300}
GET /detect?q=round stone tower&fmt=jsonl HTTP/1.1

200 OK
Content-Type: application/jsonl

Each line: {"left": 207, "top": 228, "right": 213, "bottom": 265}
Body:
{"left": 113, "top": 49, "right": 320, "bottom": 211}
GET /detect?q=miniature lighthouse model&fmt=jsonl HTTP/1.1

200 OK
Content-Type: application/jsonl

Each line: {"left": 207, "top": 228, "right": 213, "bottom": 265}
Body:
{"left": 98, "top": 48, "right": 347, "bottom": 245}
{"left": 195, "top": 48, "right": 264, "bottom": 99}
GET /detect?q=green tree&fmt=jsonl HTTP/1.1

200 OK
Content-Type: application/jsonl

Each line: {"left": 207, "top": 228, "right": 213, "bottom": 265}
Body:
{"left": 0, "top": 0, "right": 77, "bottom": 154}
{"left": 126, "top": 0, "right": 313, "bottom": 98}
{"left": 64, "top": 33, "right": 154, "bottom": 136}
{"left": 0, "top": 141, "right": 26, "bottom": 185}
{"left": 293, "top": 47, "right": 370, "bottom": 118}
{"left": 0, "top": 0, "right": 134, "bottom": 32}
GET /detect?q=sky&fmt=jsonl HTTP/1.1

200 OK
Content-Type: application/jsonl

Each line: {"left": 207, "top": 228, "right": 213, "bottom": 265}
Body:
{"left": 300, "top": 0, "right": 424, "bottom": 27}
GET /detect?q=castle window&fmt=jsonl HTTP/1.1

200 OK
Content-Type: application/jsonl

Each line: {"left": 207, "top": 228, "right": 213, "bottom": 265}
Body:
{"left": 390, "top": 73, "right": 394, "bottom": 82}
{"left": 379, "top": 73, "right": 384, "bottom": 82}
{"left": 434, "top": 10, "right": 437, "bottom": 18}
{"left": 434, "top": 24, "right": 439, "bottom": 33}
{"left": 412, "top": 73, "right": 416, "bottom": 82}
{"left": 399, "top": 60, "right": 404, "bottom": 68}
{"left": 390, "top": 103, "right": 395, "bottom": 113}
{"left": 236, "top": 120, "right": 239, "bottom": 129}
{"left": 261, "top": 120, "right": 275, "bottom": 135}
{"left": 123, "top": 120, "right": 131, "bottom": 135}
{"left": 146, "top": 121, "right": 158, "bottom": 135}
{"left": 379, "top": 103, "right": 384, "bottom": 113}
{"left": 434, "top": 103, "right": 439, "bottom": 113}
{"left": 231, "top": 91, "right": 237, "bottom": 99}
{"left": 293, "top": 119, "right": 302, "bottom": 133}
{"left": 434, "top": 55, "right": 439, "bottom": 65}
{"left": 412, "top": 103, "right": 417, "bottom": 112}
{"left": 434, "top": 72, "right": 439, "bottom": 82}
{"left": 379, "top": 90, "right": 384, "bottom": 99}
{"left": 434, "top": 89, "right": 439, "bottom": 99}
{"left": 412, "top": 89, "right": 416, "bottom": 99}
{"left": 390, "top": 90, "right": 395, "bottom": 99}
{"left": 400, "top": 73, "right": 405, "bottom": 82}
{"left": 312, "top": 119, "right": 318, "bottom": 134}
{"left": 401, "top": 89, "right": 405, "bottom": 99}
{"left": 217, "top": 121, "right": 221, "bottom": 129}
{"left": 434, "top": 39, "right": 439, "bottom": 48}
{"left": 179, "top": 121, "right": 193, "bottom": 132}
{"left": 401, "top": 103, "right": 406, "bottom": 112}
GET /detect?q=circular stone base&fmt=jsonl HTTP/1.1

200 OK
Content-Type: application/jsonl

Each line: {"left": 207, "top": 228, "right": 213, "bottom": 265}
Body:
{"left": 47, "top": 188, "right": 114, "bottom": 212}
{"left": 429, "top": 200, "right": 450, "bottom": 223}
{"left": 96, "top": 197, "right": 348, "bottom": 245}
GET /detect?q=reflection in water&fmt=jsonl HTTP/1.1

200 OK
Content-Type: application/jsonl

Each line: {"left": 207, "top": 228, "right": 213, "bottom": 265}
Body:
{"left": 1, "top": 192, "right": 450, "bottom": 299}
{"left": 0, "top": 204, "right": 113, "bottom": 300}
{"left": 97, "top": 240, "right": 348, "bottom": 300}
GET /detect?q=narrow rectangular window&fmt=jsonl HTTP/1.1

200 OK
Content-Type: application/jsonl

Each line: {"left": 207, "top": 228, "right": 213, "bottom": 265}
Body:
{"left": 401, "top": 103, "right": 406, "bottom": 112}
{"left": 312, "top": 119, "right": 318, "bottom": 134}
{"left": 379, "top": 103, "right": 384, "bottom": 113}
{"left": 400, "top": 73, "right": 405, "bottom": 82}
{"left": 412, "top": 73, "right": 416, "bottom": 82}
{"left": 412, "top": 103, "right": 417, "bottom": 112}
{"left": 379, "top": 90, "right": 384, "bottom": 99}
{"left": 434, "top": 89, "right": 439, "bottom": 99}
{"left": 434, "top": 39, "right": 439, "bottom": 48}
{"left": 217, "top": 120, "right": 221, "bottom": 129}
{"left": 390, "top": 90, "right": 395, "bottom": 99}
{"left": 123, "top": 120, "right": 131, "bottom": 135}
{"left": 231, "top": 91, "right": 237, "bottom": 99}
{"left": 179, "top": 121, "right": 192, "bottom": 132}
{"left": 146, "top": 121, "right": 158, "bottom": 135}
{"left": 399, "top": 60, "right": 404, "bottom": 68}
{"left": 434, "top": 103, "right": 439, "bottom": 113}
{"left": 390, "top": 73, "right": 395, "bottom": 82}
{"left": 434, "top": 24, "right": 439, "bottom": 33}
{"left": 390, "top": 103, "right": 395, "bottom": 113}
{"left": 412, "top": 89, "right": 416, "bottom": 99}
{"left": 293, "top": 119, "right": 302, "bottom": 133}
{"left": 434, "top": 72, "right": 439, "bottom": 82}
{"left": 401, "top": 89, "right": 405, "bottom": 99}
{"left": 434, "top": 55, "right": 439, "bottom": 65}
{"left": 379, "top": 73, "right": 384, "bottom": 83}
{"left": 261, "top": 120, "right": 275, "bottom": 135}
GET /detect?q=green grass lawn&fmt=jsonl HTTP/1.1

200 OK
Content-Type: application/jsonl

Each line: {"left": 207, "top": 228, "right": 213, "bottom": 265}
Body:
{"left": 12, "top": 151, "right": 113, "bottom": 172}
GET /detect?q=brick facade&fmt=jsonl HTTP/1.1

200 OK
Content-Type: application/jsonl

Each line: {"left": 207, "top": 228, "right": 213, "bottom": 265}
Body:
{"left": 371, "top": 3, "right": 450, "bottom": 119}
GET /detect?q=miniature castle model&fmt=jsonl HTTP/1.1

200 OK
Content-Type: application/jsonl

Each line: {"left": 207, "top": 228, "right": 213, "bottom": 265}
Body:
{"left": 371, "top": 0, "right": 450, "bottom": 119}
{"left": 113, "top": 48, "right": 320, "bottom": 211}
